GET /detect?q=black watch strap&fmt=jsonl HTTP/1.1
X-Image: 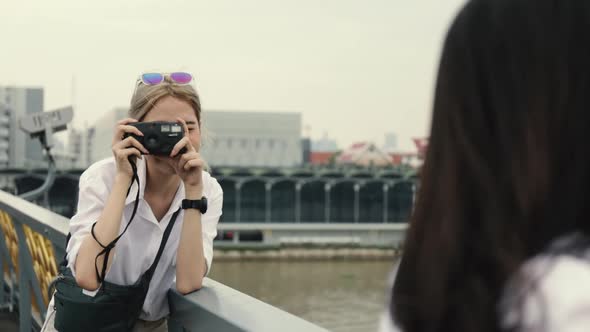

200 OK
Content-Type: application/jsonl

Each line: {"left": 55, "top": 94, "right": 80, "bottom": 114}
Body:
{"left": 182, "top": 197, "right": 208, "bottom": 214}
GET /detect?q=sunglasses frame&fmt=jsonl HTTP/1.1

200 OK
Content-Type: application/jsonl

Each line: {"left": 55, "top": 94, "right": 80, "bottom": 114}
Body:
{"left": 137, "top": 72, "right": 194, "bottom": 86}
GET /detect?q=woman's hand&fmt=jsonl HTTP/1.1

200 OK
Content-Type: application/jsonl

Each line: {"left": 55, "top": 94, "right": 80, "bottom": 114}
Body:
{"left": 169, "top": 118, "right": 204, "bottom": 197}
{"left": 111, "top": 118, "right": 149, "bottom": 179}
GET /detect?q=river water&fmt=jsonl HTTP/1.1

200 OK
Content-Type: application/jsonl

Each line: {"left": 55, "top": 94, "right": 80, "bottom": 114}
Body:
{"left": 209, "top": 260, "right": 394, "bottom": 332}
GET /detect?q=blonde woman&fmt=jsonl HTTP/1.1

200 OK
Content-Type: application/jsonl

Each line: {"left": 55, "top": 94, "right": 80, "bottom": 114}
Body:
{"left": 42, "top": 72, "right": 223, "bottom": 332}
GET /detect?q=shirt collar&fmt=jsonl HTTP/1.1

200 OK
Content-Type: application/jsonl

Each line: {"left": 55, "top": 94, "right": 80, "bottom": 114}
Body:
{"left": 124, "top": 157, "right": 186, "bottom": 213}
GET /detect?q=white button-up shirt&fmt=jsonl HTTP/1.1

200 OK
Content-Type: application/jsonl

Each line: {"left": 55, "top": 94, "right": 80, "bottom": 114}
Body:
{"left": 65, "top": 157, "right": 223, "bottom": 321}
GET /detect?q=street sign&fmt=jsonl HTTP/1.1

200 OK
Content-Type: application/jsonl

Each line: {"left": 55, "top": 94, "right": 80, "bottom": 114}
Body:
{"left": 19, "top": 106, "right": 74, "bottom": 149}
{"left": 19, "top": 106, "right": 73, "bottom": 137}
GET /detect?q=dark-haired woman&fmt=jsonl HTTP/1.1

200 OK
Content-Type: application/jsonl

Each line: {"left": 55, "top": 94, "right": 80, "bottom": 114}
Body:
{"left": 383, "top": 0, "right": 590, "bottom": 331}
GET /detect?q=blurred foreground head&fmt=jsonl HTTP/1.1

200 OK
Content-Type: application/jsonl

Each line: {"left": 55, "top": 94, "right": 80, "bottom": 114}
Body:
{"left": 391, "top": 0, "right": 590, "bottom": 331}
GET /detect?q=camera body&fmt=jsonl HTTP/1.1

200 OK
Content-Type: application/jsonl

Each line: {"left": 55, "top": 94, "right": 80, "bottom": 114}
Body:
{"left": 124, "top": 121, "right": 187, "bottom": 156}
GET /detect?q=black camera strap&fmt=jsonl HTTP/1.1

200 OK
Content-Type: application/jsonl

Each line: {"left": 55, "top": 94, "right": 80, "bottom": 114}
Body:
{"left": 90, "top": 157, "right": 141, "bottom": 284}
{"left": 143, "top": 207, "right": 181, "bottom": 282}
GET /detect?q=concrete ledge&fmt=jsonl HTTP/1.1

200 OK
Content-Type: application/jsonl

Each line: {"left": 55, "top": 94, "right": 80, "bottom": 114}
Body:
{"left": 218, "top": 223, "right": 409, "bottom": 231}
{"left": 217, "top": 223, "right": 409, "bottom": 247}
{"left": 168, "top": 278, "right": 329, "bottom": 332}
{"left": 214, "top": 247, "right": 400, "bottom": 261}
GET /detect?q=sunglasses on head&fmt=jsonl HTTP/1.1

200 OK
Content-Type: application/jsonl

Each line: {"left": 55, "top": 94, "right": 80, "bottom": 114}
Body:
{"left": 137, "top": 72, "right": 194, "bottom": 86}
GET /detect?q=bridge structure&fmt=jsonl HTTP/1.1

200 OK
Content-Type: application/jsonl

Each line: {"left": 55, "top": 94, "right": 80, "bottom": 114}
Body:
{"left": 0, "top": 164, "right": 417, "bottom": 247}
{"left": 0, "top": 189, "right": 334, "bottom": 332}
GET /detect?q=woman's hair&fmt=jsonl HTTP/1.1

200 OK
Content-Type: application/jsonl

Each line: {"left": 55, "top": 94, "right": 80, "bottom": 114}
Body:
{"left": 129, "top": 76, "right": 202, "bottom": 125}
{"left": 391, "top": 0, "right": 590, "bottom": 331}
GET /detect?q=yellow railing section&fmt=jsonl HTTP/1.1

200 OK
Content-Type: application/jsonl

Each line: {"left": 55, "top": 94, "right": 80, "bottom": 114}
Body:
{"left": 0, "top": 209, "right": 58, "bottom": 308}
{"left": 0, "top": 211, "right": 18, "bottom": 274}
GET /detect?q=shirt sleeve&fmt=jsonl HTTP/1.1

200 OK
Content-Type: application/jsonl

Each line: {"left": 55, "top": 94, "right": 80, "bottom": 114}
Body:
{"left": 200, "top": 178, "right": 223, "bottom": 276}
{"left": 66, "top": 166, "right": 111, "bottom": 277}
{"left": 501, "top": 255, "right": 590, "bottom": 332}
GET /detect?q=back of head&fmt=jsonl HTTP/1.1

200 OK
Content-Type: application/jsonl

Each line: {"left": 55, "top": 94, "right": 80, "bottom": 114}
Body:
{"left": 392, "top": 0, "right": 590, "bottom": 331}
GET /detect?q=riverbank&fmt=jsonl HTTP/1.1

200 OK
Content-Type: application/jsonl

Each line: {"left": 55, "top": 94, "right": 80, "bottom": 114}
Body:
{"left": 213, "top": 243, "right": 402, "bottom": 261}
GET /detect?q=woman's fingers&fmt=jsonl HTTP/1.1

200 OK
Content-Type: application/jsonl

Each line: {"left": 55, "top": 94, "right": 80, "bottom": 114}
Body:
{"left": 111, "top": 118, "right": 143, "bottom": 176}
{"left": 169, "top": 118, "right": 196, "bottom": 157}
{"left": 177, "top": 151, "right": 200, "bottom": 170}
{"left": 112, "top": 118, "right": 142, "bottom": 144}
{"left": 170, "top": 137, "right": 193, "bottom": 157}
{"left": 114, "top": 145, "right": 142, "bottom": 161}
{"left": 113, "top": 136, "right": 149, "bottom": 154}
{"left": 117, "top": 125, "right": 143, "bottom": 138}
{"left": 176, "top": 152, "right": 191, "bottom": 171}
{"left": 183, "top": 158, "right": 203, "bottom": 171}
{"left": 117, "top": 118, "right": 138, "bottom": 126}
{"left": 177, "top": 117, "right": 190, "bottom": 137}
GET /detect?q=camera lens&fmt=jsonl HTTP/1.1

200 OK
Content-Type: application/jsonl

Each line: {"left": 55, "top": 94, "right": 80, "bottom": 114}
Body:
{"left": 146, "top": 135, "right": 159, "bottom": 149}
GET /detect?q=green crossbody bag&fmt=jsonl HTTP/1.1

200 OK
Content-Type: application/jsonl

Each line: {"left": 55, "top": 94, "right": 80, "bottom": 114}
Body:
{"left": 50, "top": 160, "right": 180, "bottom": 331}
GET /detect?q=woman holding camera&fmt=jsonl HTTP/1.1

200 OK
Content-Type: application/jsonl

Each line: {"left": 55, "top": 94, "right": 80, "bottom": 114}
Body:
{"left": 42, "top": 72, "right": 223, "bottom": 332}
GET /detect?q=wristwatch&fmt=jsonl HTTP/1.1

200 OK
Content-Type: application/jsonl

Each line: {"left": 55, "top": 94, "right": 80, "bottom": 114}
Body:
{"left": 181, "top": 197, "right": 208, "bottom": 214}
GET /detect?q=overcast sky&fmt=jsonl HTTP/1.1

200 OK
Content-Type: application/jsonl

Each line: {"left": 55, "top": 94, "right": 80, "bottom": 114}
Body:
{"left": 0, "top": 0, "right": 465, "bottom": 150}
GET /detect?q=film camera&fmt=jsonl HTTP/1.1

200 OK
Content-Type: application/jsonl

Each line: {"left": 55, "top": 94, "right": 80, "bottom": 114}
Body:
{"left": 124, "top": 121, "right": 187, "bottom": 156}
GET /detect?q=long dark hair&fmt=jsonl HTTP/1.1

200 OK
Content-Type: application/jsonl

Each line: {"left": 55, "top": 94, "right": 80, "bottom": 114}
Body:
{"left": 391, "top": 0, "right": 590, "bottom": 331}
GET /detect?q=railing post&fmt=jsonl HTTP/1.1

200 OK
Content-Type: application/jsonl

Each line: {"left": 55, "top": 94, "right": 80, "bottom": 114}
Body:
{"left": 43, "top": 191, "right": 49, "bottom": 209}
{"left": 265, "top": 182, "right": 272, "bottom": 223}
{"left": 16, "top": 222, "right": 32, "bottom": 332}
{"left": 235, "top": 182, "right": 242, "bottom": 223}
{"left": 383, "top": 184, "right": 389, "bottom": 223}
{"left": 0, "top": 218, "right": 11, "bottom": 308}
{"left": 14, "top": 221, "right": 46, "bottom": 331}
{"left": 295, "top": 182, "right": 302, "bottom": 223}
{"left": 353, "top": 183, "right": 360, "bottom": 223}
{"left": 324, "top": 183, "right": 331, "bottom": 223}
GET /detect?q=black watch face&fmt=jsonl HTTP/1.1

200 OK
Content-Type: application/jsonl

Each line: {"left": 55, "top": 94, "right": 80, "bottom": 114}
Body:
{"left": 183, "top": 197, "right": 207, "bottom": 213}
{"left": 200, "top": 197, "right": 208, "bottom": 213}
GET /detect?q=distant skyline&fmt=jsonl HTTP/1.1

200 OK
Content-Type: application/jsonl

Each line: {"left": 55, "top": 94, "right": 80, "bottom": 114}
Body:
{"left": 0, "top": 0, "right": 466, "bottom": 150}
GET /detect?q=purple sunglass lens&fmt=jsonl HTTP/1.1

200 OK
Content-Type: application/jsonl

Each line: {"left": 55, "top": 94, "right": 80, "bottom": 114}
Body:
{"left": 170, "top": 72, "right": 193, "bottom": 84}
{"left": 142, "top": 73, "right": 164, "bottom": 85}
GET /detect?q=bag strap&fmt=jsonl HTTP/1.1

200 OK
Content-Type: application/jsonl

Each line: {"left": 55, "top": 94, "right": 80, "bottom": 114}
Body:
{"left": 60, "top": 234, "right": 70, "bottom": 268}
{"left": 143, "top": 207, "right": 182, "bottom": 282}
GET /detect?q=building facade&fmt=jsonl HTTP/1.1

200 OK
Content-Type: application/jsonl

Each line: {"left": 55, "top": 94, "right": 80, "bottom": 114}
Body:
{"left": 337, "top": 142, "right": 393, "bottom": 167}
{"left": 0, "top": 103, "right": 9, "bottom": 167}
{"left": 68, "top": 126, "right": 95, "bottom": 169}
{"left": 383, "top": 132, "right": 398, "bottom": 152}
{"left": 0, "top": 87, "right": 44, "bottom": 169}
{"left": 201, "top": 110, "right": 302, "bottom": 167}
{"left": 311, "top": 133, "right": 339, "bottom": 153}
